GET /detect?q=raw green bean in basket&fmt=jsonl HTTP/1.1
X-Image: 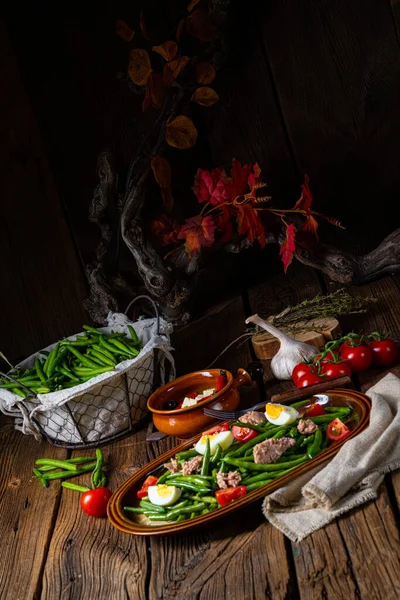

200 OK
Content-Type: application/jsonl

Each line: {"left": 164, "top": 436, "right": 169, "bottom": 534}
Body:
{"left": 128, "top": 325, "right": 140, "bottom": 345}
{"left": 65, "top": 345, "right": 99, "bottom": 369}
{"left": 35, "top": 359, "right": 46, "bottom": 383}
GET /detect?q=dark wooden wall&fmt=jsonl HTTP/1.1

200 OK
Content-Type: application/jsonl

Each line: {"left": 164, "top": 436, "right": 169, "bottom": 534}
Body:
{"left": 1, "top": 0, "right": 400, "bottom": 361}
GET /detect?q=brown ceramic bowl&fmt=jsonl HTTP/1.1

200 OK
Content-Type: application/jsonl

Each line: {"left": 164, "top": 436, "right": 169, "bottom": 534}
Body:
{"left": 147, "top": 367, "right": 252, "bottom": 438}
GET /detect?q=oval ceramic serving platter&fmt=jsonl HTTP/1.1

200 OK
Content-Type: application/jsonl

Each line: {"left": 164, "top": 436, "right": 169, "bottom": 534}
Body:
{"left": 107, "top": 389, "right": 371, "bottom": 536}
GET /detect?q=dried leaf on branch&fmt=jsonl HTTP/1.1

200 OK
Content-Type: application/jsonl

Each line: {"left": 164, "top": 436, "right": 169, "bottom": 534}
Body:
{"left": 191, "top": 86, "right": 219, "bottom": 106}
{"left": 116, "top": 20, "right": 135, "bottom": 41}
{"left": 151, "top": 156, "right": 174, "bottom": 210}
{"left": 163, "top": 56, "right": 190, "bottom": 86}
{"left": 178, "top": 215, "right": 216, "bottom": 256}
{"left": 237, "top": 204, "right": 266, "bottom": 248}
{"left": 280, "top": 223, "right": 296, "bottom": 273}
{"left": 152, "top": 41, "right": 178, "bottom": 61}
{"left": 140, "top": 11, "right": 150, "bottom": 40}
{"left": 166, "top": 115, "right": 198, "bottom": 149}
{"left": 150, "top": 215, "right": 181, "bottom": 246}
{"left": 128, "top": 49, "right": 152, "bottom": 85}
{"left": 196, "top": 62, "right": 216, "bottom": 84}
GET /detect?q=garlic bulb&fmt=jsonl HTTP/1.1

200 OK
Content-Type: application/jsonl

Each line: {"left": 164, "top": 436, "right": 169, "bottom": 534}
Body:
{"left": 246, "top": 313, "right": 317, "bottom": 380}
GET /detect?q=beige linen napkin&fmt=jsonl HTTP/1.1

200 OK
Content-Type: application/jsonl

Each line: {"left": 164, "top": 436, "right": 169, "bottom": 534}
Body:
{"left": 262, "top": 372, "right": 400, "bottom": 542}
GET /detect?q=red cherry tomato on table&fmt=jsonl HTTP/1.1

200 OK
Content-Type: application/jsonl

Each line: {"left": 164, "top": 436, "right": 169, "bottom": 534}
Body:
{"left": 215, "top": 486, "right": 247, "bottom": 506}
{"left": 326, "top": 418, "right": 351, "bottom": 442}
{"left": 339, "top": 342, "right": 372, "bottom": 372}
{"left": 292, "top": 362, "right": 316, "bottom": 385}
{"left": 303, "top": 403, "right": 326, "bottom": 417}
{"left": 368, "top": 339, "right": 399, "bottom": 367}
{"left": 231, "top": 425, "right": 258, "bottom": 443}
{"left": 80, "top": 487, "right": 113, "bottom": 517}
{"left": 320, "top": 361, "right": 352, "bottom": 380}
{"left": 137, "top": 475, "right": 159, "bottom": 499}
{"left": 295, "top": 373, "right": 323, "bottom": 388}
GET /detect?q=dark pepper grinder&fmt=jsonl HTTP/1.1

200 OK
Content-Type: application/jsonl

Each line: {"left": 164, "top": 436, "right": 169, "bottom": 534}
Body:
{"left": 245, "top": 360, "right": 267, "bottom": 404}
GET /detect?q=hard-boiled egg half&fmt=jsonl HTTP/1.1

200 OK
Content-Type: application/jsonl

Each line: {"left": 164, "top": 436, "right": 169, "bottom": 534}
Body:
{"left": 265, "top": 403, "right": 299, "bottom": 426}
{"left": 195, "top": 430, "right": 234, "bottom": 455}
{"left": 147, "top": 484, "right": 182, "bottom": 507}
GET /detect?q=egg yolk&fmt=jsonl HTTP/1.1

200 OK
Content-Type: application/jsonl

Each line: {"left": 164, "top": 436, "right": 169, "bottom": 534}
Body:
{"left": 157, "top": 485, "right": 173, "bottom": 497}
{"left": 265, "top": 404, "right": 286, "bottom": 419}
{"left": 199, "top": 433, "right": 218, "bottom": 445}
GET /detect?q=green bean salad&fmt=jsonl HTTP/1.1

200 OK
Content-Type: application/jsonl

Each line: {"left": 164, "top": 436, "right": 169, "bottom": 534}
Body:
{"left": 124, "top": 399, "right": 356, "bottom": 525}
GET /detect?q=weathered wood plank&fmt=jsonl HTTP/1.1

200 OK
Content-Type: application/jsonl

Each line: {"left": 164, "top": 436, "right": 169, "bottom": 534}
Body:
{"left": 0, "top": 418, "right": 67, "bottom": 600}
{"left": 0, "top": 17, "right": 88, "bottom": 361}
{"left": 41, "top": 431, "right": 151, "bottom": 600}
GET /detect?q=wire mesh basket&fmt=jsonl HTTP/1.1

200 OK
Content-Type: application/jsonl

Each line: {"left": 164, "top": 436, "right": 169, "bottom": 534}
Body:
{"left": 0, "top": 296, "right": 175, "bottom": 449}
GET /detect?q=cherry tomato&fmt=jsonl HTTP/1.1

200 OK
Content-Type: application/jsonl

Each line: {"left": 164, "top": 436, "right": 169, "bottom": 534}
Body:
{"left": 313, "top": 351, "right": 339, "bottom": 364}
{"left": 202, "top": 422, "right": 229, "bottom": 436}
{"left": 321, "top": 361, "right": 352, "bottom": 379}
{"left": 368, "top": 339, "right": 399, "bottom": 367}
{"left": 326, "top": 418, "right": 351, "bottom": 442}
{"left": 231, "top": 425, "right": 258, "bottom": 443}
{"left": 303, "top": 403, "right": 326, "bottom": 417}
{"left": 295, "top": 373, "right": 323, "bottom": 388}
{"left": 215, "top": 486, "right": 247, "bottom": 506}
{"left": 80, "top": 487, "right": 113, "bottom": 517}
{"left": 340, "top": 342, "right": 372, "bottom": 372}
{"left": 137, "top": 475, "right": 159, "bottom": 499}
{"left": 292, "top": 362, "right": 315, "bottom": 385}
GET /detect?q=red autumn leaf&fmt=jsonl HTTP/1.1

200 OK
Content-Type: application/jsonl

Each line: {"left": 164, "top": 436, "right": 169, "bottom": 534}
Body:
{"left": 152, "top": 41, "right": 178, "bottom": 61}
{"left": 163, "top": 56, "right": 190, "bottom": 86}
{"left": 228, "top": 159, "right": 253, "bottom": 197}
{"left": 217, "top": 205, "right": 234, "bottom": 243}
{"left": 150, "top": 215, "right": 181, "bottom": 246}
{"left": 302, "top": 214, "right": 319, "bottom": 239}
{"left": 294, "top": 174, "right": 312, "bottom": 214}
{"left": 116, "top": 20, "right": 135, "bottom": 41}
{"left": 195, "top": 62, "right": 216, "bottom": 85}
{"left": 280, "top": 223, "right": 296, "bottom": 273}
{"left": 178, "top": 215, "right": 216, "bottom": 256}
{"left": 176, "top": 18, "right": 186, "bottom": 42}
{"left": 128, "top": 49, "right": 152, "bottom": 86}
{"left": 140, "top": 11, "right": 150, "bottom": 40}
{"left": 142, "top": 72, "right": 165, "bottom": 110}
{"left": 248, "top": 163, "right": 262, "bottom": 190}
{"left": 186, "top": 9, "right": 214, "bottom": 41}
{"left": 236, "top": 205, "right": 266, "bottom": 248}
{"left": 193, "top": 167, "right": 230, "bottom": 205}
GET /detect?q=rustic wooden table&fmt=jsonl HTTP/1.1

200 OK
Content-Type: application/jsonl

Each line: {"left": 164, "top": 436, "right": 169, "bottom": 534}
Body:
{"left": 1, "top": 265, "right": 400, "bottom": 600}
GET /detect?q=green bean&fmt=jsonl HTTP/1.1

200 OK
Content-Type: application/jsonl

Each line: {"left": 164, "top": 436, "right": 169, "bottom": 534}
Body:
{"left": 13, "top": 388, "right": 26, "bottom": 398}
{"left": 155, "top": 470, "right": 170, "bottom": 485}
{"left": 108, "top": 338, "right": 138, "bottom": 357}
{"left": 308, "top": 413, "right": 346, "bottom": 424}
{"left": 246, "top": 480, "right": 274, "bottom": 492}
{"left": 139, "top": 501, "right": 166, "bottom": 513}
{"left": 223, "top": 455, "right": 308, "bottom": 471}
{"left": 33, "top": 467, "right": 49, "bottom": 487}
{"left": 201, "top": 437, "right": 211, "bottom": 476}
{"left": 273, "top": 428, "right": 290, "bottom": 440}
{"left": 189, "top": 495, "right": 217, "bottom": 504}
{"left": 35, "top": 459, "right": 78, "bottom": 471}
{"left": 175, "top": 449, "right": 199, "bottom": 460}
{"left": 128, "top": 325, "right": 140, "bottom": 345}
{"left": 65, "top": 345, "right": 99, "bottom": 369}
{"left": 176, "top": 514, "right": 186, "bottom": 522}
{"left": 290, "top": 399, "right": 312, "bottom": 409}
{"left": 35, "top": 359, "right": 46, "bottom": 383}
{"left": 73, "top": 366, "right": 114, "bottom": 376}
{"left": 124, "top": 506, "right": 146, "bottom": 514}
{"left": 229, "top": 421, "right": 265, "bottom": 433}
{"left": 147, "top": 514, "right": 171, "bottom": 521}
{"left": 308, "top": 428, "right": 323, "bottom": 458}
{"left": 168, "top": 481, "right": 211, "bottom": 493}
{"left": 89, "top": 349, "right": 116, "bottom": 367}
{"left": 38, "top": 457, "right": 95, "bottom": 472}
{"left": 325, "top": 406, "right": 351, "bottom": 415}
{"left": 83, "top": 325, "right": 102, "bottom": 336}
{"left": 166, "top": 474, "right": 213, "bottom": 483}
{"left": 62, "top": 482, "right": 90, "bottom": 493}
{"left": 166, "top": 502, "right": 206, "bottom": 519}
{"left": 166, "top": 476, "right": 213, "bottom": 489}
{"left": 300, "top": 434, "right": 315, "bottom": 447}
{"left": 48, "top": 345, "right": 66, "bottom": 377}
{"left": 91, "top": 448, "right": 105, "bottom": 489}
{"left": 43, "top": 344, "right": 58, "bottom": 376}
{"left": 210, "top": 444, "right": 222, "bottom": 464}
{"left": 42, "top": 462, "right": 97, "bottom": 480}
{"left": 63, "top": 339, "right": 96, "bottom": 347}
{"left": 56, "top": 366, "right": 80, "bottom": 382}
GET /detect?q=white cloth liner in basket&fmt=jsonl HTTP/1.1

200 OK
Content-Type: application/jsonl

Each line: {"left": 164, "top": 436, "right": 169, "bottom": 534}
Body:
{"left": 0, "top": 310, "right": 175, "bottom": 446}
